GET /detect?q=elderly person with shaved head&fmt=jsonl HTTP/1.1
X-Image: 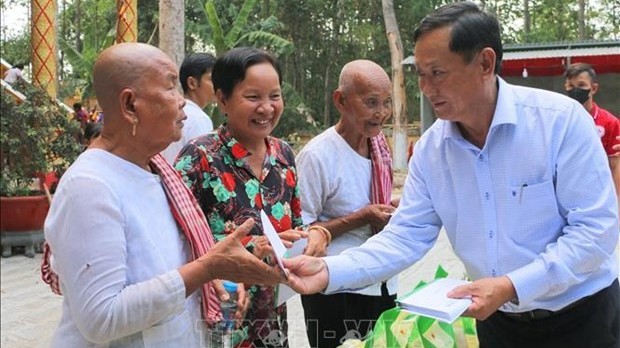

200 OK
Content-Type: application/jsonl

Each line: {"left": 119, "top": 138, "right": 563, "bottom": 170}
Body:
{"left": 295, "top": 59, "right": 398, "bottom": 348}
{"left": 43, "top": 43, "right": 284, "bottom": 347}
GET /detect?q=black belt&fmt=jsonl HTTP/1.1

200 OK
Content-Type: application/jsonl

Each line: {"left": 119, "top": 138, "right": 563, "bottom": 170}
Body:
{"left": 500, "top": 292, "right": 592, "bottom": 322}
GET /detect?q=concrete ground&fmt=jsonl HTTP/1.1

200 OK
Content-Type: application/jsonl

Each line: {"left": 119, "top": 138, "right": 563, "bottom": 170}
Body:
{"left": 0, "top": 169, "right": 467, "bottom": 347}
{"left": 0, "top": 231, "right": 465, "bottom": 348}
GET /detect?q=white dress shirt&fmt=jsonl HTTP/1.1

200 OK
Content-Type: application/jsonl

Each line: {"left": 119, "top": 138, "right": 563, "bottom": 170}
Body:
{"left": 162, "top": 99, "right": 213, "bottom": 164}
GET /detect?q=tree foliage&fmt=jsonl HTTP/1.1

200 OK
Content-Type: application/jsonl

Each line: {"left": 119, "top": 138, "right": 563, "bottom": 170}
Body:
{"left": 2, "top": 0, "right": 618, "bottom": 136}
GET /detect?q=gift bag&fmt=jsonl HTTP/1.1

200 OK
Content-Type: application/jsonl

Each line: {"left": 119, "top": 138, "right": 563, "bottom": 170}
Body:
{"left": 339, "top": 266, "right": 478, "bottom": 348}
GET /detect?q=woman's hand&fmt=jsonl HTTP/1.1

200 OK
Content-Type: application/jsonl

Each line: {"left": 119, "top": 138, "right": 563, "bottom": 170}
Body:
{"left": 213, "top": 281, "right": 251, "bottom": 329}
{"left": 233, "top": 284, "right": 250, "bottom": 329}
{"left": 252, "top": 229, "right": 307, "bottom": 260}
{"left": 303, "top": 227, "right": 329, "bottom": 257}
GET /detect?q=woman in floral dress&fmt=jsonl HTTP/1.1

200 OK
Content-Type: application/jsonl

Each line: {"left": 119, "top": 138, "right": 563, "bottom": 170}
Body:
{"left": 175, "top": 47, "right": 329, "bottom": 348}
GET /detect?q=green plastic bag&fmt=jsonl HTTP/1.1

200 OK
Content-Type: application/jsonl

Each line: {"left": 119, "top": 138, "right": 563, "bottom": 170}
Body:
{"left": 339, "top": 266, "right": 478, "bottom": 348}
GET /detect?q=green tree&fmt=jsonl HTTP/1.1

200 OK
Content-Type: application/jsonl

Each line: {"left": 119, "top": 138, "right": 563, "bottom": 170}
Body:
{"left": 202, "top": 0, "right": 293, "bottom": 56}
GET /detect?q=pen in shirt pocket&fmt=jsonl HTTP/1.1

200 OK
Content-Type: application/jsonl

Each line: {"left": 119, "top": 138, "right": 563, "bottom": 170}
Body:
{"left": 518, "top": 183, "right": 528, "bottom": 204}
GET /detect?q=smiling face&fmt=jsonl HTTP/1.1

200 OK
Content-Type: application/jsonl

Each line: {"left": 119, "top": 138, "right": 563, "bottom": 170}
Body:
{"left": 414, "top": 26, "right": 488, "bottom": 123}
{"left": 336, "top": 66, "right": 393, "bottom": 139}
{"left": 133, "top": 56, "right": 186, "bottom": 152}
{"left": 217, "top": 62, "right": 283, "bottom": 146}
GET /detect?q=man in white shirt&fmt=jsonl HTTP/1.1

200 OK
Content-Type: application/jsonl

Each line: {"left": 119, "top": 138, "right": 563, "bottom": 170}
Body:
{"left": 284, "top": 3, "right": 618, "bottom": 348}
{"left": 162, "top": 53, "right": 216, "bottom": 164}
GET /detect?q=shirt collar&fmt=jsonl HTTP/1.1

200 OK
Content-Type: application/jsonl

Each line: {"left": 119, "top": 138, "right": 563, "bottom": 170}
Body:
{"left": 443, "top": 77, "right": 517, "bottom": 140}
{"left": 184, "top": 99, "right": 200, "bottom": 109}
{"left": 216, "top": 125, "right": 291, "bottom": 167}
{"left": 589, "top": 102, "right": 600, "bottom": 119}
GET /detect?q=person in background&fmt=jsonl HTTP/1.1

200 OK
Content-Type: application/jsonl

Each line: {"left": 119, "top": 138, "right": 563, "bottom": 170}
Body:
{"left": 3, "top": 63, "right": 24, "bottom": 84}
{"left": 83, "top": 121, "right": 102, "bottom": 148}
{"left": 175, "top": 47, "right": 329, "bottom": 348}
{"left": 162, "top": 52, "right": 217, "bottom": 164}
{"left": 89, "top": 106, "right": 103, "bottom": 123}
{"left": 43, "top": 42, "right": 284, "bottom": 347}
{"left": 296, "top": 59, "right": 398, "bottom": 347}
{"left": 564, "top": 62, "right": 620, "bottom": 197}
{"left": 283, "top": 3, "right": 619, "bottom": 348}
{"left": 73, "top": 102, "right": 89, "bottom": 130}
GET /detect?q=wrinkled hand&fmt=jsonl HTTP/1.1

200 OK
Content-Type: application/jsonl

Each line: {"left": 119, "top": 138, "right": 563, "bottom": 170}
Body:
{"left": 303, "top": 228, "right": 328, "bottom": 257}
{"left": 282, "top": 255, "right": 328, "bottom": 295}
{"left": 253, "top": 229, "right": 307, "bottom": 260}
{"left": 203, "top": 219, "right": 285, "bottom": 286}
{"left": 447, "top": 276, "right": 517, "bottom": 321}
{"left": 361, "top": 204, "right": 395, "bottom": 230}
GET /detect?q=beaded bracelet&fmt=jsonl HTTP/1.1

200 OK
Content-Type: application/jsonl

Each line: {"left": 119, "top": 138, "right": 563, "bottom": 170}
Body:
{"left": 307, "top": 225, "right": 332, "bottom": 246}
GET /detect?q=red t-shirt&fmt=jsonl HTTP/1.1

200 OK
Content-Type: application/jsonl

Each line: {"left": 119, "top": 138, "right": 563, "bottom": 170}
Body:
{"left": 589, "top": 103, "right": 620, "bottom": 155}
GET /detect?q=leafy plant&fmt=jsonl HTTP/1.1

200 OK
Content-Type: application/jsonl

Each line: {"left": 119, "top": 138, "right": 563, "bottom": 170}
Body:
{"left": 202, "top": 0, "right": 293, "bottom": 56}
{"left": 0, "top": 82, "right": 82, "bottom": 196}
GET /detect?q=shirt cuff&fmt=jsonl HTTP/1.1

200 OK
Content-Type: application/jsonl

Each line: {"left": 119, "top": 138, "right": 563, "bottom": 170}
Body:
{"left": 162, "top": 270, "right": 189, "bottom": 314}
{"left": 505, "top": 258, "right": 549, "bottom": 308}
{"left": 323, "top": 254, "right": 358, "bottom": 294}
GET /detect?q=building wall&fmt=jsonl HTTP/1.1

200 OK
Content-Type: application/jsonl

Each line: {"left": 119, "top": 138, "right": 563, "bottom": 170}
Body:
{"left": 504, "top": 73, "right": 620, "bottom": 117}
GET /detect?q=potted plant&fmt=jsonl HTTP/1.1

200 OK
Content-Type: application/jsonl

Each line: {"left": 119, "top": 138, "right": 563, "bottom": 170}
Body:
{"left": 0, "top": 81, "right": 82, "bottom": 256}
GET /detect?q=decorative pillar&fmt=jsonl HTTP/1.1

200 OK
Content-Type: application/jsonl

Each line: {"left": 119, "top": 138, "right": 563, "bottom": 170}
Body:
{"left": 31, "top": 0, "right": 58, "bottom": 99}
{"left": 116, "top": 0, "right": 137, "bottom": 43}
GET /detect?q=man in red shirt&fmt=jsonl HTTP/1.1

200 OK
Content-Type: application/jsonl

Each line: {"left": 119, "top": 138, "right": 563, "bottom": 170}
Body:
{"left": 565, "top": 63, "right": 620, "bottom": 197}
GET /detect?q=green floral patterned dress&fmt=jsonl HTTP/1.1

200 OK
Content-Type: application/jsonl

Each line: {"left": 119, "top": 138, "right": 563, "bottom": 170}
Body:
{"left": 175, "top": 125, "right": 302, "bottom": 347}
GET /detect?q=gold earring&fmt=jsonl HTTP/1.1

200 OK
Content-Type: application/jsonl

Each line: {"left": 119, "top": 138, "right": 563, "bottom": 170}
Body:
{"left": 132, "top": 119, "right": 137, "bottom": 136}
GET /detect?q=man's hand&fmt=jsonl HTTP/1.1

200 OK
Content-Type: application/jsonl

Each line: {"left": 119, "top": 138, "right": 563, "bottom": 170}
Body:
{"left": 282, "top": 255, "right": 329, "bottom": 294}
{"left": 200, "top": 219, "right": 286, "bottom": 286}
{"left": 447, "top": 276, "right": 517, "bottom": 321}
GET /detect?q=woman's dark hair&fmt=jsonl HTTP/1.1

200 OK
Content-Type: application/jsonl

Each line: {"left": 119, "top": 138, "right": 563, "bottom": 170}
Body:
{"left": 211, "top": 47, "right": 282, "bottom": 99}
{"left": 84, "top": 122, "right": 102, "bottom": 142}
{"left": 179, "top": 52, "right": 216, "bottom": 94}
{"left": 413, "top": 2, "right": 503, "bottom": 74}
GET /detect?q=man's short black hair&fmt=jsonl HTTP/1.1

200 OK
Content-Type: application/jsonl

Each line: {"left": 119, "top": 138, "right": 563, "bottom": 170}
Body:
{"left": 565, "top": 62, "right": 597, "bottom": 83}
{"left": 413, "top": 2, "right": 503, "bottom": 74}
{"left": 179, "top": 53, "right": 217, "bottom": 94}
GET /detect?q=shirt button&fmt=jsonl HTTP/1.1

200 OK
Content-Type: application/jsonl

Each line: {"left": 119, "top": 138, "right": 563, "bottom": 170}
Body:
{"left": 485, "top": 192, "right": 490, "bottom": 200}
{"left": 489, "top": 230, "right": 493, "bottom": 238}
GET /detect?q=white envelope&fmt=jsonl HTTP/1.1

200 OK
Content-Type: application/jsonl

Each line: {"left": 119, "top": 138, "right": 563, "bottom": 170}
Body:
{"left": 259, "top": 210, "right": 306, "bottom": 306}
